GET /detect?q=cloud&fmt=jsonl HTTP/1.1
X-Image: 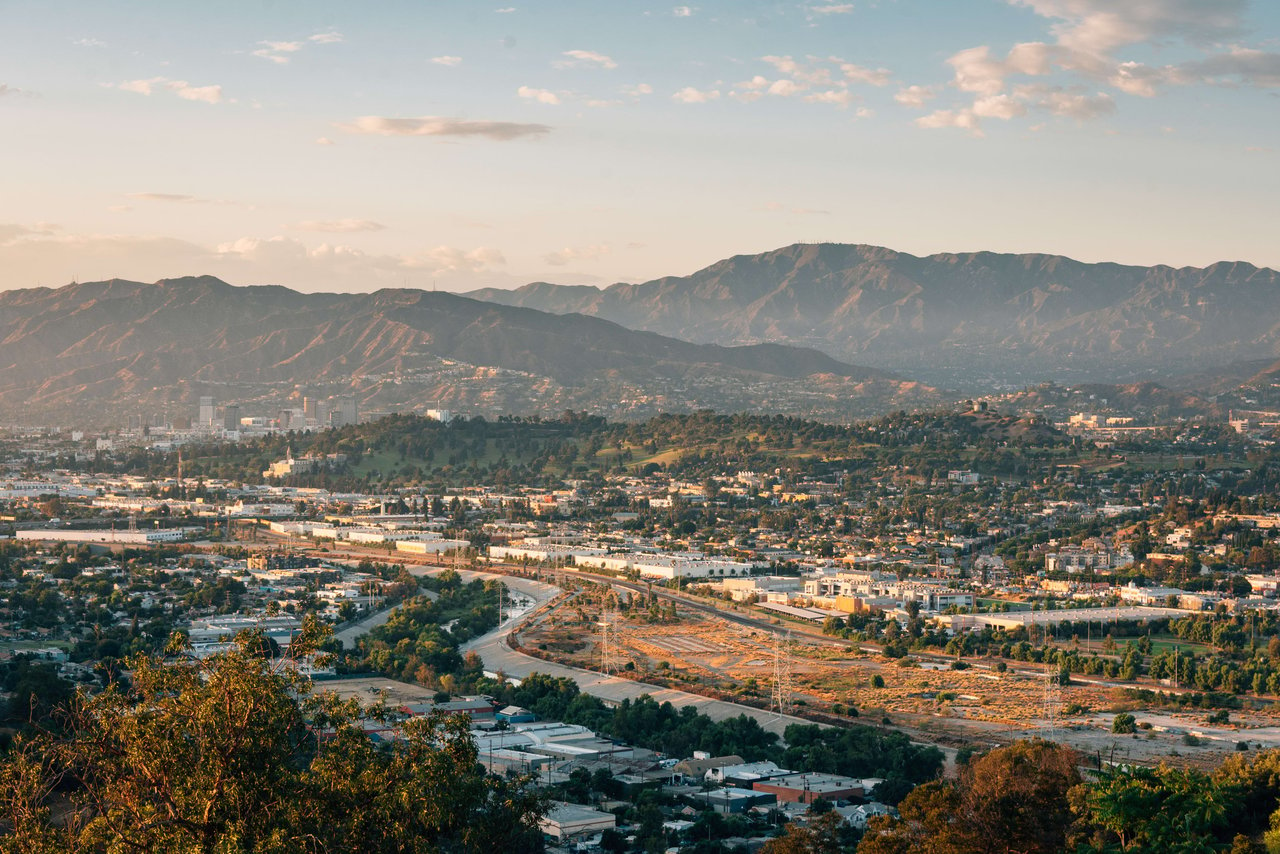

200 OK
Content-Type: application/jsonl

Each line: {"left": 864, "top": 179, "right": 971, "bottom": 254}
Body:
{"left": 253, "top": 32, "right": 342, "bottom": 63}
{"left": 972, "top": 93, "right": 1026, "bottom": 119}
{"left": 810, "top": 4, "right": 855, "bottom": 14}
{"left": 253, "top": 40, "right": 303, "bottom": 64}
{"left": 432, "top": 55, "right": 463, "bottom": 66}
{"left": 673, "top": 6, "right": 693, "bottom": 16}
{"left": 894, "top": 84, "right": 936, "bottom": 107}
{"left": 622, "top": 83, "right": 653, "bottom": 97}
{"left": 125, "top": 192, "right": 240, "bottom": 205}
{"left": 1178, "top": 47, "right": 1280, "bottom": 88}
{"left": 1018, "top": 85, "right": 1116, "bottom": 118}
{"left": 113, "top": 77, "right": 225, "bottom": 104}
{"left": 1010, "top": 0, "right": 1246, "bottom": 55}
{"left": 916, "top": 108, "right": 983, "bottom": 136}
{"left": 672, "top": 86, "right": 720, "bottom": 103}
{"left": 0, "top": 223, "right": 59, "bottom": 244}
{"left": 517, "top": 86, "right": 561, "bottom": 105}
{"left": 543, "top": 244, "right": 611, "bottom": 265}
{"left": 315, "top": 137, "right": 335, "bottom": 145}
{"left": 802, "top": 89, "right": 857, "bottom": 107}
{"left": 728, "top": 55, "right": 888, "bottom": 107}
{"left": 292, "top": 219, "right": 386, "bottom": 233}
{"left": 554, "top": 49, "right": 617, "bottom": 70}
{"left": 217, "top": 237, "right": 506, "bottom": 277}
{"left": 0, "top": 84, "right": 23, "bottom": 98}
{"left": 0, "top": 227, "right": 519, "bottom": 292}
{"left": 495, "top": 6, "right": 516, "bottom": 12}
{"left": 839, "top": 62, "right": 891, "bottom": 86}
{"left": 73, "top": 37, "right": 107, "bottom": 47}
{"left": 339, "top": 115, "right": 551, "bottom": 140}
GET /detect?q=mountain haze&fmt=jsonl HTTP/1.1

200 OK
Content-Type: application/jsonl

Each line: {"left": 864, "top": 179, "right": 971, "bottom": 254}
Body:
{"left": 466, "top": 243, "right": 1280, "bottom": 387}
{"left": 0, "top": 276, "right": 931, "bottom": 425}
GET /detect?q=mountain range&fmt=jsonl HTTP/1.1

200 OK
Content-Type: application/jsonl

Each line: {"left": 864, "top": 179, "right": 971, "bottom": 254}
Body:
{"left": 466, "top": 243, "right": 1280, "bottom": 387}
{"left": 0, "top": 276, "right": 931, "bottom": 426}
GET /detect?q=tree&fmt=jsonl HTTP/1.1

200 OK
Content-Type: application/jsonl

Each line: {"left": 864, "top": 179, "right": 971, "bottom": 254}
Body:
{"left": 0, "top": 622, "right": 545, "bottom": 854}
{"left": 858, "top": 740, "right": 1080, "bottom": 854}
{"left": 1113, "top": 712, "right": 1138, "bottom": 734}
{"left": 762, "top": 812, "right": 847, "bottom": 854}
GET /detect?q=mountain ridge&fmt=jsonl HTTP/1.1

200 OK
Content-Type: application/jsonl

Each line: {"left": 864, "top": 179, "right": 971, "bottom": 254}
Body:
{"left": 0, "top": 275, "right": 931, "bottom": 426}
{"left": 464, "top": 243, "right": 1280, "bottom": 386}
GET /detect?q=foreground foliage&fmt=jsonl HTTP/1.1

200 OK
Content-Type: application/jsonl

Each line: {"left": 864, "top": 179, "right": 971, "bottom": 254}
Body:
{"left": 0, "top": 623, "right": 544, "bottom": 854}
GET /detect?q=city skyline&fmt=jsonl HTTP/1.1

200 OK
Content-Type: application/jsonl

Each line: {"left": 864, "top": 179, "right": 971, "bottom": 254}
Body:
{"left": 2, "top": 0, "right": 1278, "bottom": 293}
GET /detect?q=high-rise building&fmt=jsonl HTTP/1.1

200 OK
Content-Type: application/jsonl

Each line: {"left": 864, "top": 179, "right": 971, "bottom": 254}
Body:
{"left": 198, "top": 396, "right": 216, "bottom": 426}
{"left": 221, "top": 404, "right": 241, "bottom": 430}
{"left": 332, "top": 397, "right": 358, "bottom": 427}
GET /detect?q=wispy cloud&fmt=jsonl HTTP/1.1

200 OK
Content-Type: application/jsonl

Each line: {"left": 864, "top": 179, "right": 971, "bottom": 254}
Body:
{"left": 113, "top": 77, "right": 225, "bottom": 104}
{"left": 73, "top": 37, "right": 107, "bottom": 47}
{"left": 292, "top": 219, "right": 386, "bottom": 233}
{"left": 672, "top": 86, "right": 720, "bottom": 103}
{"left": 253, "top": 31, "right": 343, "bottom": 64}
{"left": 809, "top": 4, "right": 855, "bottom": 15}
{"left": 495, "top": 6, "right": 516, "bottom": 12}
{"left": 431, "top": 55, "right": 463, "bottom": 66}
{"left": 126, "top": 192, "right": 237, "bottom": 205}
{"left": 673, "top": 6, "right": 694, "bottom": 17}
{"left": 894, "top": 84, "right": 936, "bottom": 107}
{"left": 554, "top": 49, "right": 617, "bottom": 70}
{"left": 726, "top": 54, "right": 887, "bottom": 108}
{"left": 517, "top": 86, "right": 561, "bottom": 105}
{"left": 543, "top": 244, "right": 611, "bottom": 265}
{"left": 253, "top": 41, "right": 303, "bottom": 65}
{"left": 339, "top": 115, "right": 551, "bottom": 141}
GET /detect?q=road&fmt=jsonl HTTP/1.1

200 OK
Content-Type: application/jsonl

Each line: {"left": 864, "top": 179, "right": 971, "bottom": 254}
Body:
{"left": 387, "top": 566, "right": 817, "bottom": 738}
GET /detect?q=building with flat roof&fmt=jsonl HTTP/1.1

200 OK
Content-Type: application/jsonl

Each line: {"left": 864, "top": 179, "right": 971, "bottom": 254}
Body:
{"left": 539, "top": 802, "right": 617, "bottom": 841}
{"left": 753, "top": 773, "right": 864, "bottom": 805}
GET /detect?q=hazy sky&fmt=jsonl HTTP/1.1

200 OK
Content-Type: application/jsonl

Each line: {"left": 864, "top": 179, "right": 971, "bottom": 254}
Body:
{"left": 2, "top": 0, "right": 1278, "bottom": 292}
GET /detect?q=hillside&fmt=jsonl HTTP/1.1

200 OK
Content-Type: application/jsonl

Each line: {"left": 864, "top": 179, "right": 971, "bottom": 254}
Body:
{"left": 466, "top": 243, "right": 1280, "bottom": 387}
{"left": 0, "top": 276, "right": 935, "bottom": 426}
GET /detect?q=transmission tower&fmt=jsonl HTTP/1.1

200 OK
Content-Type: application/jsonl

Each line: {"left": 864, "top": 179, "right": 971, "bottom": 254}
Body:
{"left": 598, "top": 609, "right": 618, "bottom": 675}
{"left": 771, "top": 631, "right": 793, "bottom": 718}
{"left": 1042, "top": 664, "right": 1060, "bottom": 741}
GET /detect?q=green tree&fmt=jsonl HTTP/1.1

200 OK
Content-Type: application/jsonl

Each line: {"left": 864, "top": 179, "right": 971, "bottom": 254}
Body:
{"left": 0, "top": 622, "right": 544, "bottom": 854}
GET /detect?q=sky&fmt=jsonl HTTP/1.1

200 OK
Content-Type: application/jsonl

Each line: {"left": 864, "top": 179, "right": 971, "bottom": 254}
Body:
{"left": 1, "top": 0, "right": 1278, "bottom": 293}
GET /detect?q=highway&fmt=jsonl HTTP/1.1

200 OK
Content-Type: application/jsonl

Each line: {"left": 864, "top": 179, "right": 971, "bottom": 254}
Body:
{"left": 383, "top": 565, "right": 818, "bottom": 738}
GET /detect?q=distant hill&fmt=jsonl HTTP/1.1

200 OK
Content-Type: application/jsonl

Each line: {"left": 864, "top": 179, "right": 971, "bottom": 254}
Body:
{"left": 465, "top": 243, "right": 1280, "bottom": 387}
{"left": 0, "top": 276, "right": 935, "bottom": 426}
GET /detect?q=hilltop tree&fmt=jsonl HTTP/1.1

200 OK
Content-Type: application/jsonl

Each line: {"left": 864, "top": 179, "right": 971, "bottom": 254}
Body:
{"left": 0, "top": 621, "right": 544, "bottom": 854}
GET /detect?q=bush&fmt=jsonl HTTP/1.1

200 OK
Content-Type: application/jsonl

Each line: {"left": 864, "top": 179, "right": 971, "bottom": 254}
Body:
{"left": 1112, "top": 713, "right": 1137, "bottom": 734}
{"left": 871, "top": 674, "right": 886, "bottom": 688}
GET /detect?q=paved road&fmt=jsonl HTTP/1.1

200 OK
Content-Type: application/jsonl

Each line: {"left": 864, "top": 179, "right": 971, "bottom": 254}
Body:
{"left": 397, "top": 567, "right": 818, "bottom": 739}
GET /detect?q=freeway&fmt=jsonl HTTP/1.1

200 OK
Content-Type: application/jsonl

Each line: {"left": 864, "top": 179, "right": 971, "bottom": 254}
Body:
{"left": 387, "top": 565, "right": 816, "bottom": 738}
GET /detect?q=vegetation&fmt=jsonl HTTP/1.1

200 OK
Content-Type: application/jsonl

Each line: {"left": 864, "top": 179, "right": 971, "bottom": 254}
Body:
{"left": 0, "top": 624, "right": 545, "bottom": 854}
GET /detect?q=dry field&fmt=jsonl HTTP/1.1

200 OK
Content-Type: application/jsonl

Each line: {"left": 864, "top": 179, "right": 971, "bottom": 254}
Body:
{"left": 522, "top": 599, "right": 1280, "bottom": 766}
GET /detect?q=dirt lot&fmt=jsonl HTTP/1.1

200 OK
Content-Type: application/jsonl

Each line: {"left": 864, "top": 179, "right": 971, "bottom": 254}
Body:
{"left": 521, "top": 600, "right": 1280, "bottom": 767}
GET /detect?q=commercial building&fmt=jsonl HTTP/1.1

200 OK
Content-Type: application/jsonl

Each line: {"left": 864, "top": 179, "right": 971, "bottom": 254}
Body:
{"left": 539, "top": 802, "right": 616, "bottom": 841}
